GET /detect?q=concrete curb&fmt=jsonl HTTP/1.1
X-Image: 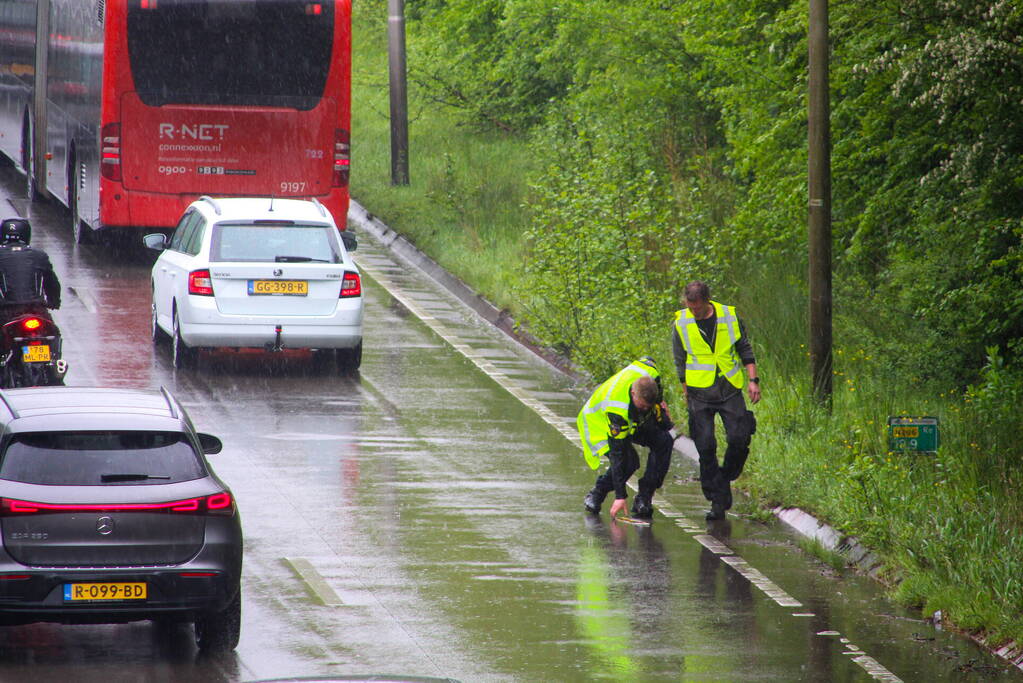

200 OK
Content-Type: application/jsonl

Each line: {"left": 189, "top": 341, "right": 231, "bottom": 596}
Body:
{"left": 347, "top": 199, "right": 1023, "bottom": 674}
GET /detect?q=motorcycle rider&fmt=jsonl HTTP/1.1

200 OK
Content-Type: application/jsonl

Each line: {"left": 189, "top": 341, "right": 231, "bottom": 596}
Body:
{"left": 0, "top": 217, "right": 61, "bottom": 324}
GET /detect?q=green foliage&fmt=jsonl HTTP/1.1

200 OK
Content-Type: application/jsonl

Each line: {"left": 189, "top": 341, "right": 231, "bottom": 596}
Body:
{"left": 518, "top": 108, "right": 699, "bottom": 377}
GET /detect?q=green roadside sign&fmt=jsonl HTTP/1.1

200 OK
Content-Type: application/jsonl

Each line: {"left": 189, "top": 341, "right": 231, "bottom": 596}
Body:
{"left": 887, "top": 416, "right": 939, "bottom": 453}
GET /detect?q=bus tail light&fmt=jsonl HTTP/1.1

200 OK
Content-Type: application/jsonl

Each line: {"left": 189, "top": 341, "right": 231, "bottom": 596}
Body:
{"left": 101, "top": 123, "right": 121, "bottom": 181}
{"left": 333, "top": 129, "right": 350, "bottom": 187}
{"left": 188, "top": 269, "right": 214, "bottom": 296}
{"left": 340, "top": 272, "right": 361, "bottom": 298}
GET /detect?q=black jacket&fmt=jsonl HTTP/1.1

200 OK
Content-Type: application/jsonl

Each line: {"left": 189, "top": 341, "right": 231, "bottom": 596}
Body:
{"left": 0, "top": 244, "right": 61, "bottom": 308}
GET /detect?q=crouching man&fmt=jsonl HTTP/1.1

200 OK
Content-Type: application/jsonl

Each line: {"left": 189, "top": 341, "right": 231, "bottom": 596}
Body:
{"left": 577, "top": 357, "right": 675, "bottom": 519}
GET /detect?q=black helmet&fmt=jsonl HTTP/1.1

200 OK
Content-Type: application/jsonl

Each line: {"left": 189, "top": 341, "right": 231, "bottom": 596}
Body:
{"left": 0, "top": 218, "right": 30, "bottom": 245}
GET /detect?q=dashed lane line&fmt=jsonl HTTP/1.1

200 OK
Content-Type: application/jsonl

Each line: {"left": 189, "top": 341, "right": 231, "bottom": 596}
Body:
{"left": 283, "top": 557, "right": 344, "bottom": 607}
{"left": 67, "top": 285, "right": 98, "bottom": 313}
{"left": 355, "top": 255, "right": 905, "bottom": 682}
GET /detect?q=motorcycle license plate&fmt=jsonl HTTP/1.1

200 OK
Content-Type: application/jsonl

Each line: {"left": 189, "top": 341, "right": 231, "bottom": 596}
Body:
{"left": 22, "top": 345, "right": 51, "bottom": 362}
{"left": 248, "top": 280, "right": 308, "bottom": 296}
{"left": 63, "top": 582, "right": 147, "bottom": 602}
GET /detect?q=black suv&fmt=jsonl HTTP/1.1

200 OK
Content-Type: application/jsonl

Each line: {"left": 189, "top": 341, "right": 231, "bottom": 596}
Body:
{"left": 0, "top": 386, "right": 242, "bottom": 650}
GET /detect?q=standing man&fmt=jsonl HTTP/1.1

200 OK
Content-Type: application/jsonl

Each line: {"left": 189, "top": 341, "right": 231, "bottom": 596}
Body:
{"left": 672, "top": 281, "right": 760, "bottom": 521}
{"left": 578, "top": 357, "right": 675, "bottom": 519}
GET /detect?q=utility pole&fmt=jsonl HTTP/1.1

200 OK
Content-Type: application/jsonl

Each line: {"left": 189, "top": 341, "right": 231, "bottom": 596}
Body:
{"left": 387, "top": 0, "right": 410, "bottom": 185}
{"left": 808, "top": 0, "right": 832, "bottom": 407}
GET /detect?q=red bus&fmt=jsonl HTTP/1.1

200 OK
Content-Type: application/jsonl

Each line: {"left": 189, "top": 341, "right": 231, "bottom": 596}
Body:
{"left": 0, "top": 0, "right": 351, "bottom": 243}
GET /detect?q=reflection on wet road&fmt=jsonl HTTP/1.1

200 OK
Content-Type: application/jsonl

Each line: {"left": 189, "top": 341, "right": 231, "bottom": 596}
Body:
{"left": 0, "top": 169, "right": 1017, "bottom": 682}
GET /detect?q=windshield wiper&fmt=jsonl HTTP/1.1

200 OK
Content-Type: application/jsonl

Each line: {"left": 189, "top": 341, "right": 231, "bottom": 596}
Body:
{"left": 100, "top": 473, "right": 172, "bottom": 482}
{"left": 274, "top": 255, "right": 330, "bottom": 263}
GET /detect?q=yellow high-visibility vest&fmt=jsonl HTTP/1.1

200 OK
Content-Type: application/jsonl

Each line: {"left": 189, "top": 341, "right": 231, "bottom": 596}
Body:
{"left": 673, "top": 301, "right": 743, "bottom": 389}
{"left": 576, "top": 359, "right": 659, "bottom": 470}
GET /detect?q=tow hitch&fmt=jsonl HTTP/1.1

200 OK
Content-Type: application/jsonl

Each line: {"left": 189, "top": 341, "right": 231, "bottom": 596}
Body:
{"left": 265, "top": 325, "right": 285, "bottom": 352}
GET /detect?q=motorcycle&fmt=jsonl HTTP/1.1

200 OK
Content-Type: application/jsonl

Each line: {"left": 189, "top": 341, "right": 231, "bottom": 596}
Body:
{"left": 0, "top": 312, "right": 68, "bottom": 387}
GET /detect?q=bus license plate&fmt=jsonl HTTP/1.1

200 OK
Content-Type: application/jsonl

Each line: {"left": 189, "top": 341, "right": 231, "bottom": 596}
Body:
{"left": 248, "top": 280, "right": 308, "bottom": 296}
{"left": 63, "top": 582, "right": 147, "bottom": 602}
{"left": 22, "top": 345, "right": 51, "bottom": 362}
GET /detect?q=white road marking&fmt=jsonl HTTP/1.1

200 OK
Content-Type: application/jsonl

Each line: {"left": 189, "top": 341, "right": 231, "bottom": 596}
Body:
{"left": 283, "top": 557, "right": 344, "bottom": 607}
{"left": 68, "top": 285, "right": 98, "bottom": 313}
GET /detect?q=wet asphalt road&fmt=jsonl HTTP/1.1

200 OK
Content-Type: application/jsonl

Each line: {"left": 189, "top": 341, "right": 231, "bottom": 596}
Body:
{"left": 0, "top": 166, "right": 1017, "bottom": 682}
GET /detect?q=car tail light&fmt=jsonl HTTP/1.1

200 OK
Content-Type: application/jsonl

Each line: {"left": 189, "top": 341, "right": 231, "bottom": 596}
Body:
{"left": 188, "top": 269, "right": 214, "bottom": 296}
{"left": 333, "top": 129, "right": 350, "bottom": 187}
{"left": 101, "top": 123, "right": 121, "bottom": 181}
{"left": 1, "top": 493, "right": 236, "bottom": 517}
{"left": 340, "top": 272, "right": 361, "bottom": 298}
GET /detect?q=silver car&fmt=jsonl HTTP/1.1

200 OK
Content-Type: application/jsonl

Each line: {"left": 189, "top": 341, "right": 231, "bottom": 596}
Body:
{"left": 146, "top": 196, "right": 363, "bottom": 371}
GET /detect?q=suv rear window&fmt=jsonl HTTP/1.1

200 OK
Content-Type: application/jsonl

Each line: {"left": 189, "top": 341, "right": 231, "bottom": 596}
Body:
{"left": 0, "top": 432, "right": 206, "bottom": 486}
{"left": 210, "top": 224, "right": 342, "bottom": 263}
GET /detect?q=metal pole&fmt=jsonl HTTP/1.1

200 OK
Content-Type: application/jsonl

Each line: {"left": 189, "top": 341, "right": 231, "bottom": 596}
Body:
{"left": 387, "top": 0, "right": 410, "bottom": 186}
{"left": 808, "top": 0, "right": 832, "bottom": 407}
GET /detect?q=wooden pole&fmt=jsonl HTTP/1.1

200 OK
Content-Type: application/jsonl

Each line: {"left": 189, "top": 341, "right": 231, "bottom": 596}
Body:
{"left": 808, "top": 0, "right": 832, "bottom": 407}
{"left": 387, "top": 0, "right": 410, "bottom": 185}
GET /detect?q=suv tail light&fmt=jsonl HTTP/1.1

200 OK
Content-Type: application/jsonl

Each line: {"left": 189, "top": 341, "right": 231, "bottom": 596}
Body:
{"left": 188, "top": 269, "right": 214, "bottom": 296}
{"left": 101, "top": 123, "right": 121, "bottom": 181}
{"left": 1, "top": 493, "right": 236, "bottom": 517}
{"left": 333, "top": 129, "right": 350, "bottom": 187}
{"left": 340, "top": 272, "right": 361, "bottom": 298}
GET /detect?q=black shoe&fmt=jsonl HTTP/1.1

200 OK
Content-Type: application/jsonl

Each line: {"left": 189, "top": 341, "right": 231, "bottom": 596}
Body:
{"left": 631, "top": 495, "right": 654, "bottom": 519}
{"left": 705, "top": 502, "right": 726, "bottom": 521}
{"left": 584, "top": 490, "right": 604, "bottom": 514}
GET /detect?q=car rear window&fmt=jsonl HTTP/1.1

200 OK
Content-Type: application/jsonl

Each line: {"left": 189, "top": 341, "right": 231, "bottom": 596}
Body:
{"left": 210, "top": 224, "right": 342, "bottom": 263}
{"left": 0, "top": 432, "right": 206, "bottom": 486}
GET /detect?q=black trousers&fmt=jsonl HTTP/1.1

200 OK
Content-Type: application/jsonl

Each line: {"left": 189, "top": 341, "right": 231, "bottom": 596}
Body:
{"left": 688, "top": 391, "right": 752, "bottom": 507}
{"left": 592, "top": 420, "right": 674, "bottom": 500}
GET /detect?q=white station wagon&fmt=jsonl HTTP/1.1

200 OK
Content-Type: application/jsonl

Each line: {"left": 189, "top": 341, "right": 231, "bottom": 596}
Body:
{"left": 145, "top": 196, "right": 363, "bottom": 372}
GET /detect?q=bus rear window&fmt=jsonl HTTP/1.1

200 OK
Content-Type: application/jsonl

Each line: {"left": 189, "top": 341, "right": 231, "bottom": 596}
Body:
{"left": 127, "top": 0, "right": 334, "bottom": 109}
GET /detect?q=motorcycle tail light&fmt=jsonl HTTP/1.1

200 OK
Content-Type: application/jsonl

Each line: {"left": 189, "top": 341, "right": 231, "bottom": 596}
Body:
{"left": 22, "top": 318, "right": 41, "bottom": 331}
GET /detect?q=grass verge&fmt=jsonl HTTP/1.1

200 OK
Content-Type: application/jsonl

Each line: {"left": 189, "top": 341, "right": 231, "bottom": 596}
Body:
{"left": 350, "top": 5, "right": 533, "bottom": 312}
